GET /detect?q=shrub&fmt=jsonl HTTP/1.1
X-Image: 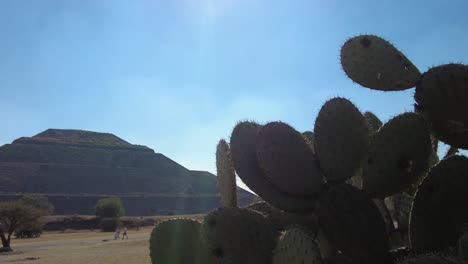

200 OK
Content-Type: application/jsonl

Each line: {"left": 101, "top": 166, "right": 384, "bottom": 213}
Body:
{"left": 15, "top": 218, "right": 44, "bottom": 238}
{"left": 95, "top": 196, "right": 125, "bottom": 218}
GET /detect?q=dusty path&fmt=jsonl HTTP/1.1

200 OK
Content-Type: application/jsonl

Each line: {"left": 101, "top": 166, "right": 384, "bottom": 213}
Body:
{"left": 0, "top": 228, "right": 153, "bottom": 264}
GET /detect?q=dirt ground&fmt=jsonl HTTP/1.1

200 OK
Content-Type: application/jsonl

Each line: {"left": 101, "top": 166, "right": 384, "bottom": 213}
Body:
{"left": 0, "top": 227, "right": 153, "bottom": 264}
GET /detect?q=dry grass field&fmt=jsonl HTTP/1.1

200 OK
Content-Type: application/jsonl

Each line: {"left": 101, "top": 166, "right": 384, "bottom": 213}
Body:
{"left": 0, "top": 214, "right": 205, "bottom": 264}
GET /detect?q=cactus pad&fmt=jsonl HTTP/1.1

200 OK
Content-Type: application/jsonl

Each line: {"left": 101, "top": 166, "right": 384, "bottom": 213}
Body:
{"left": 364, "top": 111, "right": 383, "bottom": 134}
{"left": 230, "top": 121, "right": 317, "bottom": 212}
{"left": 316, "top": 184, "right": 389, "bottom": 263}
{"left": 256, "top": 121, "right": 324, "bottom": 196}
{"left": 340, "top": 34, "right": 421, "bottom": 91}
{"left": 272, "top": 227, "right": 323, "bottom": 264}
{"left": 362, "top": 112, "right": 432, "bottom": 198}
{"left": 410, "top": 155, "right": 468, "bottom": 252}
{"left": 385, "top": 192, "right": 413, "bottom": 233}
{"left": 216, "top": 139, "right": 238, "bottom": 208}
{"left": 314, "top": 98, "right": 370, "bottom": 183}
{"left": 414, "top": 63, "right": 468, "bottom": 149}
{"left": 202, "top": 207, "right": 276, "bottom": 264}
{"left": 244, "top": 201, "right": 319, "bottom": 236}
{"left": 149, "top": 218, "right": 213, "bottom": 264}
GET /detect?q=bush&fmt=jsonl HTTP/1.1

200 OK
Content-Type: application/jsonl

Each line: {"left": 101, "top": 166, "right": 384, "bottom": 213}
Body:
{"left": 95, "top": 196, "right": 125, "bottom": 218}
{"left": 14, "top": 219, "right": 44, "bottom": 238}
{"left": 99, "top": 217, "right": 122, "bottom": 232}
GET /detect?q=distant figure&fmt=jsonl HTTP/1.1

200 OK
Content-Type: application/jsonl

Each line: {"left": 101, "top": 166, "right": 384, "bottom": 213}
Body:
{"left": 114, "top": 227, "right": 120, "bottom": 240}
{"left": 122, "top": 227, "right": 128, "bottom": 240}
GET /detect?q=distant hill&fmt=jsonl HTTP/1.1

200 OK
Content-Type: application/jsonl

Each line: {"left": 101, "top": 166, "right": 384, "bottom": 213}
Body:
{"left": 0, "top": 129, "right": 255, "bottom": 215}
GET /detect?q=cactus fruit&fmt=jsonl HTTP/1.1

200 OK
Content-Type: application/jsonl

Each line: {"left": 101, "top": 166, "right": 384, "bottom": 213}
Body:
{"left": 256, "top": 121, "right": 324, "bottom": 196}
{"left": 314, "top": 98, "right": 370, "bottom": 183}
{"left": 202, "top": 207, "right": 276, "bottom": 264}
{"left": 149, "top": 218, "right": 213, "bottom": 264}
{"left": 272, "top": 227, "right": 323, "bottom": 264}
{"left": 414, "top": 63, "right": 468, "bottom": 149}
{"left": 244, "top": 201, "right": 319, "bottom": 236}
{"left": 364, "top": 111, "right": 383, "bottom": 134}
{"left": 410, "top": 155, "right": 468, "bottom": 252}
{"left": 396, "top": 253, "right": 462, "bottom": 264}
{"left": 315, "top": 183, "right": 389, "bottom": 263}
{"left": 362, "top": 112, "right": 432, "bottom": 198}
{"left": 229, "top": 121, "right": 317, "bottom": 212}
{"left": 216, "top": 139, "right": 238, "bottom": 208}
{"left": 340, "top": 34, "right": 421, "bottom": 91}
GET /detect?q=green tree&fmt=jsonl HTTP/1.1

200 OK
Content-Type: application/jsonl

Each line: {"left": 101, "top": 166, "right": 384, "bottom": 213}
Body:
{"left": 20, "top": 194, "right": 54, "bottom": 215}
{"left": 0, "top": 201, "right": 43, "bottom": 252}
{"left": 95, "top": 196, "right": 125, "bottom": 218}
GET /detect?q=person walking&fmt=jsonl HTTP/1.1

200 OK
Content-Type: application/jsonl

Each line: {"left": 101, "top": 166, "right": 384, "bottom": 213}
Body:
{"left": 122, "top": 227, "right": 128, "bottom": 240}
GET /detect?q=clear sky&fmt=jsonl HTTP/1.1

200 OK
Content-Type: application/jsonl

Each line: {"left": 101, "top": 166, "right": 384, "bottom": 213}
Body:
{"left": 1, "top": 0, "right": 467, "bottom": 192}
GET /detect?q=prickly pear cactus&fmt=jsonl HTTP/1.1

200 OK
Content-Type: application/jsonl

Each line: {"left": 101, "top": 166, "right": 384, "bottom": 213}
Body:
{"left": 315, "top": 183, "right": 389, "bottom": 263}
{"left": 340, "top": 34, "right": 421, "bottom": 91}
{"left": 414, "top": 63, "right": 468, "bottom": 149}
{"left": 410, "top": 155, "right": 468, "bottom": 252}
{"left": 314, "top": 97, "right": 370, "bottom": 183}
{"left": 362, "top": 112, "right": 432, "bottom": 198}
{"left": 216, "top": 139, "right": 238, "bottom": 208}
{"left": 244, "top": 200, "right": 319, "bottom": 236}
{"left": 229, "top": 121, "right": 318, "bottom": 212}
{"left": 256, "top": 121, "right": 323, "bottom": 196}
{"left": 272, "top": 227, "right": 323, "bottom": 264}
{"left": 149, "top": 219, "right": 213, "bottom": 264}
{"left": 364, "top": 111, "right": 383, "bottom": 134}
{"left": 202, "top": 207, "right": 276, "bottom": 264}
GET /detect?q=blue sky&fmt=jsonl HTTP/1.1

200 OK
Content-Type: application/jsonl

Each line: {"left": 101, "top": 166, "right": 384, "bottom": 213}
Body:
{"left": 1, "top": 0, "right": 467, "bottom": 191}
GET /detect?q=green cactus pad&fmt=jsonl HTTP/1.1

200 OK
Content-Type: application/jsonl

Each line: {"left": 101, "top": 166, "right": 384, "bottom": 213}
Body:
{"left": 340, "top": 34, "right": 421, "bottom": 91}
{"left": 256, "top": 121, "right": 324, "bottom": 196}
{"left": 397, "top": 253, "right": 461, "bottom": 264}
{"left": 414, "top": 63, "right": 468, "bottom": 149}
{"left": 410, "top": 155, "right": 468, "bottom": 252}
{"left": 314, "top": 98, "right": 370, "bottom": 183}
{"left": 316, "top": 184, "right": 389, "bottom": 263}
{"left": 272, "top": 227, "right": 323, "bottom": 264}
{"left": 229, "top": 121, "right": 316, "bottom": 212}
{"left": 244, "top": 201, "right": 319, "bottom": 236}
{"left": 202, "top": 207, "right": 276, "bottom": 264}
{"left": 362, "top": 112, "right": 432, "bottom": 198}
{"left": 149, "top": 218, "right": 213, "bottom": 264}
{"left": 216, "top": 139, "right": 238, "bottom": 208}
{"left": 364, "top": 111, "right": 383, "bottom": 134}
